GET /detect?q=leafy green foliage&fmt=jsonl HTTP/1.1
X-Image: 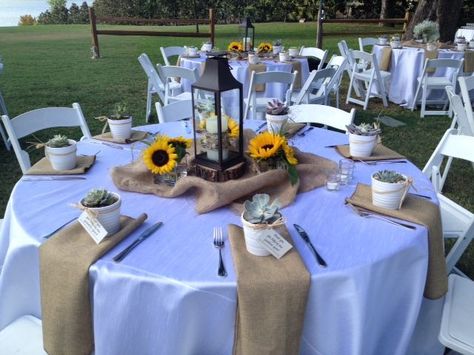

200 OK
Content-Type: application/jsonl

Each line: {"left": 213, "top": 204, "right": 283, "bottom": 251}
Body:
{"left": 243, "top": 194, "right": 282, "bottom": 224}
{"left": 46, "top": 134, "right": 70, "bottom": 148}
{"left": 373, "top": 170, "right": 406, "bottom": 183}
{"left": 81, "top": 189, "right": 118, "bottom": 208}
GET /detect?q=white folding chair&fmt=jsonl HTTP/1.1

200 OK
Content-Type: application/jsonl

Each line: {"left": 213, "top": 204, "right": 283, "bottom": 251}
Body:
{"left": 422, "top": 129, "right": 474, "bottom": 274}
{"left": 358, "top": 37, "right": 378, "bottom": 52}
{"left": 338, "top": 40, "right": 363, "bottom": 97}
{"left": 291, "top": 68, "right": 336, "bottom": 105}
{"left": 289, "top": 104, "right": 355, "bottom": 132}
{"left": 446, "top": 86, "right": 474, "bottom": 135}
{"left": 299, "top": 47, "right": 328, "bottom": 70}
{"left": 160, "top": 46, "right": 186, "bottom": 66}
{"left": 324, "top": 55, "right": 347, "bottom": 108}
{"left": 155, "top": 99, "right": 193, "bottom": 123}
{"left": 244, "top": 71, "right": 297, "bottom": 120}
{"left": 459, "top": 76, "right": 474, "bottom": 124}
{"left": 157, "top": 65, "right": 199, "bottom": 105}
{"left": 0, "top": 315, "right": 45, "bottom": 354}
{"left": 411, "top": 58, "right": 463, "bottom": 117}
{"left": 1, "top": 103, "right": 92, "bottom": 174}
{"left": 138, "top": 53, "right": 167, "bottom": 122}
{"left": 346, "top": 50, "right": 391, "bottom": 110}
{"left": 439, "top": 274, "right": 474, "bottom": 355}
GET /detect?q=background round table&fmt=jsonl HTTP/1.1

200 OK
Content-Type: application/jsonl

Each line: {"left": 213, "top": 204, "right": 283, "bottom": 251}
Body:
{"left": 0, "top": 121, "right": 443, "bottom": 355}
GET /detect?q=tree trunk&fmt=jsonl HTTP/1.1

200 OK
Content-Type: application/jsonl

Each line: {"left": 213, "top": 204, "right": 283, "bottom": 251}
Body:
{"left": 379, "top": 0, "right": 393, "bottom": 27}
{"left": 437, "top": 0, "right": 463, "bottom": 42}
{"left": 402, "top": 0, "right": 437, "bottom": 40}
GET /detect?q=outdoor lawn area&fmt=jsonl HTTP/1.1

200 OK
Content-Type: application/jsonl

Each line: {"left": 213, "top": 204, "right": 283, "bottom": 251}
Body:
{"left": 0, "top": 22, "right": 473, "bottom": 276}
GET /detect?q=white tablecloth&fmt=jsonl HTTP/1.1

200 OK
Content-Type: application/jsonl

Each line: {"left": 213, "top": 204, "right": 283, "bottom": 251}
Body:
{"left": 373, "top": 46, "right": 465, "bottom": 106}
{"left": 0, "top": 121, "right": 444, "bottom": 355}
{"left": 455, "top": 28, "right": 474, "bottom": 41}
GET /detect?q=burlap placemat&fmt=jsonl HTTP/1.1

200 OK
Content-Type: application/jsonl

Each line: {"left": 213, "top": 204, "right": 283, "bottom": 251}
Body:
{"left": 40, "top": 214, "right": 147, "bottom": 355}
{"left": 284, "top": 122, "right": 307, "bottom": 138}
{"left": 346, "top": 184, "right": 447, "bottom": 299}
{"left": 111, "top": 130, "right": 336, "bottom": 214}
{"left": 228, "top": 224, "right": 310, "bottom": 355}
{"left": 26, "top": 155, "right": 96, "bottom": 175}
{"left": 249, "top": 63, "right": 266, "bottom": 92}
{"left": 379, "top": 47, "right": 392, "bottom": 71}
{"left": 288, "top": 60, "right": 302, "bottom": 90}
{"left": 464, "top": 50, "right": 474, "bottom": 73}
{"left": 94, "top": 130, "right": 148, "bottom": 144}
{"left": 336, "top": 143, "right": 405, "bottom": 161}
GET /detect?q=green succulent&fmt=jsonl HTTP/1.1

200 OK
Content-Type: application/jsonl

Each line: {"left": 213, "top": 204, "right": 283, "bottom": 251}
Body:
{"left": 266, "top": 99, "right": 289, "bottom": 115}
{"left": 82, "top": 189, "right": 118, "bottom": 208}
{"left": 243, "top": 193, "right": 282, "bottom": 224}
{"left": 109, "top": 102, "right": 130, "bottom": 120}
{"left": 373, "top": 170, "right": 406, "bottom": 183}
{"left": 346, "top": 122, "right": 381, "bottom": 136}
{"left": 46, "top": 134, "right": 70, "bottom": 148}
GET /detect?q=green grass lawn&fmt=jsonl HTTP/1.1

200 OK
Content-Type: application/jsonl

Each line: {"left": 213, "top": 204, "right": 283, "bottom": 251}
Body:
{"left": 0, "top": 22, "right": 472, "bottom": 276}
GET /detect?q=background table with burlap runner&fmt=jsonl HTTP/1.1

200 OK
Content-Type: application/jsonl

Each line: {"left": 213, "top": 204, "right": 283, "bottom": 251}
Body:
{"left": 346, "top": 184, "right": 447, "bottom": 299}
{"left": 228, "top": 224, "right": 310, "bottom": 355}
{"left": 94, "top": 130, "right": 148, "bottom": 144}
{"left": 40, "top": 214, "right": 147, "bottom": 355}
{"left": 336, "top": 143, "right": 405, "bottom": 161}
{"left": 26, "top": 155, "right": 96, "bottom": 175}
{"left": 248, "top": 63, "right": 266, "bottom": 92}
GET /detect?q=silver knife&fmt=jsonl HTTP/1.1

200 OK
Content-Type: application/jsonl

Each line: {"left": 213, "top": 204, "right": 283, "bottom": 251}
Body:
{"left": 293, "top": 224, "right": 328, "bottom": 267}
{"left": 113, "top": 221, "right": 163, "bottom": 262}
{"left": 255, "top": 122, "right": 267, "bottom": 133}
{"left": 22, "top": 176, "right": 87, "bottom": 181}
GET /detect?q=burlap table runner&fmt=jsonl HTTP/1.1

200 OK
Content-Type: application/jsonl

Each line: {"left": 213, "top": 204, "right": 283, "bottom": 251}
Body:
{"left": 288, "top": 60, "right": 302, "bottom": 90}
{"left": 111, "top": 130, "right": 336, "bottom": 214}
{"left": 464, "top": 50, "right": 474, "bottom": 73}
{"left": 379, "top": 47, "right": 392, "bottom": 71}
{"left": 40, "top": 214, "right": 147, "bottom": 355}
{"left": 94, "top": 130, "right": 148, "bottom": 144}
{"left": 26, "top": 155, "right": 96, "bottom": 175}
{"left": 336, "top": 143, "right": 405, "bottom": 161}
{"left": 284, "top": 122, "right": 307, "bottom": 138}
{"left": 346, "top": 184, "right": 447, "bottom": 299}
{"left": 248, "top": 63, "right": 266, "bottom": 92}
{"left": 228, "top": 224, "right": 310, "bottom": 355}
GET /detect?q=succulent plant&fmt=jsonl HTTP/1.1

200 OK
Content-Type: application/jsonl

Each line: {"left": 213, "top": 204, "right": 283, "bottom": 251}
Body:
{"left": 109, "top": 102, "right": 130, "bottom": 120}
{"left": 266, "top": 99, "right": 289, "bottom": 116}
{"left": 81, "top": 189, "right": 118, "bottom": 208}
{"left": 273, "top": 39, "right": 282, "bottom": 46}
{"left": 373, "top": 170, "right": 406, "bottom": 183}
{"left": 346, "top": 122, "right": 381, "bottom": 136}
{"left": 243, "top": 193, "right": 282, "bottom": 224}
{"left": 46, "top": 134, "right": 71, "bottom": 148}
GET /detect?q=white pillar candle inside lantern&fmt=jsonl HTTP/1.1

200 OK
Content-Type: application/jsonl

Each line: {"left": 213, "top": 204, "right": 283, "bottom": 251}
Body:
{"left": 243, "top": 37, "right": 252, "bottom": 51}
{"left": 205, "top": 115, "right": 228, "bottom": 133}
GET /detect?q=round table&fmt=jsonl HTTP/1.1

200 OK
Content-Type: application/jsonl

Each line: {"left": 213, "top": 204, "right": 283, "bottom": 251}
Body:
{"left": 0, "top": 121, "right": 444, "bottom": 355}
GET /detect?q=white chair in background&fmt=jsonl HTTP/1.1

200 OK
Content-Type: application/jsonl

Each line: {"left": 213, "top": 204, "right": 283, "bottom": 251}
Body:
{"left": 459, "top": 76, "right": 474, "bottom": 123}
{"left": 160, "top": 46, "right": 186, "bottom": 66}
{"left": 299, "top": 47, "right": 328, "bottom": 70}
{"left": 446, "top": 86, "right": 474, "bottom": 135}
{"left": 138, "top": 53, "right": 167, "bottom": 122}
{"left": 411, "top": 58, "right": 463, "bottom": 118}
{"left": 0, "top": 315, "right": 45, "bottom": 354}
{"left": 439, "top": 274, "right": 474, "bottom": 355}
{"left": 289, "top": 104, "right": 355, "bottom": 132}
{"left": 358, "top": 37, "right": 378, "bottom": 52}
{"left": 1, "top": 103, "right": 92, "bottom": 174}
{"left": 338, "top": 40, "right": 363, "bottom": 97}
{"left": 346, "top": 50, "right": 390, "bottom": 110}
{"left": 422, "top": 129, "right": 474, "bottom": 274}
{"left": 157, "top": 65, "right": 199, "bottom": 105}
{"left": 244, "top": 70, "right": 297, "bottom": 120}
{"left": 324, "top": 55, "right": 347, "bottom": 108}
{"left": 155, "top": 100, "right": 193, "bottom": 123}
{"left": 291, "top": 68, "right": 336, "bottom": 105}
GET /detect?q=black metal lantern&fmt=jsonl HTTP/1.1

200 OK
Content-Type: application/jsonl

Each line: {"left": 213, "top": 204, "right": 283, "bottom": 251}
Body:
{"left": 191, "top": 53, "right": 246, "bottom": 182}
{"left": 239, "top": 17, "right": 255, "bottom": 52}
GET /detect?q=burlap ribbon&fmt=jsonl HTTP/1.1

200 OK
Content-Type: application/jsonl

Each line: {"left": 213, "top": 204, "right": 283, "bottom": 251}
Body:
{"left": 464, "top": 51, "right": 474, "bottom": 73}
{"left": 379, "top": 47, "right": 392, "bottom": 71}
{"left": 111, "top": 130, "right": 336, "bottom": 214}
{"left": 425, "top": 49, "right": 438, "bottom": 73}
{"left": 228, "top": 224, "right": 310, "bottom": 355}
{"left": 40, "top": 214, "right": 147, "bottom": 355}
{"left": 94, "top": 130, "right": 148, "bottom": 144}
{"left": 336, "top": 143, "right": 405, "bottom": 161}
{"left": 26, "top": 155, "right": 96, "bottom": 175}
{"left": 248, "top": 63, "right": 266, "bottom": 92}
{"left": 346, "top": 184, "right": 447, "bottom": 299}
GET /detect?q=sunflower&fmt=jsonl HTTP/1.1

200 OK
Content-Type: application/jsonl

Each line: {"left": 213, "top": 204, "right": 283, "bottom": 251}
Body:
{"left": 257, "top": 42, "right": 273, "bottom": 53}
{"left": 283, "top": 142, "right": 298, "bottom": 165}
{"left": 168, "top": 136, "right": 192, "bottom": 149}
{"left": 228, "top": 41, "right": 243, "bottom": 52}
{"left": 199, "top": 118, "right": 206, "bottom": 130}
{"left": 227, "top": 117, "right": 239, "bottom": 138}
{"left": 248, "top": 132, "right": 285, "bottom": 160}
{"left": 143, "top": 138, "right": 178, "bottom": 175}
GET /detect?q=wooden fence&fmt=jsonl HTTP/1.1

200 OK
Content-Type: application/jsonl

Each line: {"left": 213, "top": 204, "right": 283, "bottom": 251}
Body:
{"left": 316, "top": 12, "right": 412, "bottom": 48}
{"left": 89, "top": 7, "right": 215, "bottom": 58}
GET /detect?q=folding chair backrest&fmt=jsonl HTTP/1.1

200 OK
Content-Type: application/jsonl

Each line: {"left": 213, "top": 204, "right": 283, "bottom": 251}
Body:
{"left": 422, "top": 58, "right": 463, "bottom": 84}
{"left": 358, "top": 37, "right": 377, "bottom": 52}
{"left": 327, "top": 55, "right": 346, "bottom": 68}
{"left": 459, "top": 76, "right": 474, "bottom": 123}
{"left": 1, "top": 103, "right": 92, "bottom": 173}
{"left": 289, "top": 104, "right": 355, "bottom": 132}
{"left": 160, "top": 46, "right": 186, "bottom": 66}
{"left": 138, "top": 53, "right": 165, "bottom": 102}
{"left": 158, "top": 65, "right": 199, "bottom": 82}
{"left": 446, "top": 86, "right": 474, "bottom": 136}
{"left": 293, "top": 68, "right": 336, "bottom": 105}
{"left": 249, "top": 70, "right": 297, "bottom": 104}
{"left": 155, "top": 100, "right": 193, "bottom": 123}
{"left": 299, "top": 47, "right": 328, "bottom": 70}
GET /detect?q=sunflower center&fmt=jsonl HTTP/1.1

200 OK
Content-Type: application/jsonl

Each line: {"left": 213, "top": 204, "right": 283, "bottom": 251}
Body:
{"left": 262, "top": 144, "right": 274, "bottom": 150}
{"left": 151, "top": 149, "right": 169, "bottom": 167}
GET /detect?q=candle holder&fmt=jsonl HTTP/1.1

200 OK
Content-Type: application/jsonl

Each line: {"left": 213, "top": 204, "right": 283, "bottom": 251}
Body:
{"left": 239, "top": 17, "right": 255, "bottom": 52}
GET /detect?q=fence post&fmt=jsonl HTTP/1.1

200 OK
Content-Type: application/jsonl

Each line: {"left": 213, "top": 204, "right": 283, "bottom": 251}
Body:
{"left": 209, "top": 8, "right": 215, "bottom": 47}
{"left": 89, "top": 7, "right": 100, "bottom": 58}
{"left": 316, "top": 14, "right": 324, "bottom": 48}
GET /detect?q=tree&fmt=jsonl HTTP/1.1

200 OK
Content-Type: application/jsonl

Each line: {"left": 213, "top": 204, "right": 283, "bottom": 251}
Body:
{"left": 402, "top": 0, "right": 437, "bottom": 40}
{"left": 79, "top": 2, "right": 90, "bottom": 23}
{"left": 437, "top": 0, "right": 463, "bottom": 41}
{"left": 48, "top": 0, "right": 67, "bottom": 9}
{"left": 19, "top": 15, "right": 36, "bottom": 26}
{"left": 69, "top": 3, "right": 81, "bottom": 23}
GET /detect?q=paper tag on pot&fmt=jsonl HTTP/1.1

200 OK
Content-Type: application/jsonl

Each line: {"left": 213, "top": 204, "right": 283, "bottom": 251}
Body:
{"left": 78, "top": 211, "right": 108, "bottom": 244}
{"left": 258, "top": 230, "right": 293, "bottom": 259}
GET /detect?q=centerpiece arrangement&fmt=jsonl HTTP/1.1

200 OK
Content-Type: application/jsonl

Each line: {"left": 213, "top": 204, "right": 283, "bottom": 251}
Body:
{"left": 346, "top": 122, "right": 381, "bottom": 158}
{"left": 413, "top": 20, "right": 440, "bottom": 48}
{"left": 228, "top": 41, "right": 244, "bottom": 53}
{"left": 390, "top": 35, "right": 402, "bottom": 49}
{"left": 106, "top": 102, "right": 133, "bottom": 140}
{"left": 79, "top": 188, "right": 121, "bottom": 235}
{"left": 273, "top": 39, "right": 283, "bottom": 54}
{"left": 257, "top": 42, "right": 273, "bottom": 55}
{"left": 199, "top": 112, "right": 240, "bottom": 158}
{"left": 44, "top": 134, "right": 77, "bottom": 171}
{"left": 371, "top": 170, "right": 411, "bottom": 210}
{"left": 378, "top": 34, "right": 388, "bottom": 45}
{"left": 143, "top": 135, "right": 192, "bottom": 186}
{"left": 265, "top": 99, "right": 289, "bottom": 135}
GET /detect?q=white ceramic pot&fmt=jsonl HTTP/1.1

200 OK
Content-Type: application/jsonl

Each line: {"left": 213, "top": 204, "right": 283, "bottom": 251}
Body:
{"left": 187, "top": 47, "right": 198, "bottom": 56}
{"left": 45, "top": 139, "right": 77, "bottom": 171}
{"left": 241, "top": 214, "right": 271, "bottom": 256}
{"left": 378, "top": 37, "right": 388, "bottom": 45}
{"left": 457, "top": 43, "right": 467, "bottom": 51}
{"left": 273, "top": 45, "right": 283, "bottom": 55}
{"left": 279, "top": 52, "right": 290, "bottom": 62}
{"left": 201, "top": 43, "right": 212, "bottom": 52}
{"left": 266, "top": 113, "right": 288, "bottom": 135}
{"left": 248, "top": 53, "right": 259, "bottom": 64}
{"left": 390, "top": 40, "right": 401, "bottom": 49}
{"left": 349, "top": 133, "right": 377, "bottom": 158}
{"left": 81, "top": 192, "right": 122, "bottom": 235}
{"left": 371, "top": 173, "right": 408, "bottom": 210}
{"left": 426, "top": 42, "right": 437, "bottom": 51}
{"left": 289, "top": 47, "right": 299, "bottom": 57}
{"left": 108, "top": 116, "right": 132, "bottom": 140}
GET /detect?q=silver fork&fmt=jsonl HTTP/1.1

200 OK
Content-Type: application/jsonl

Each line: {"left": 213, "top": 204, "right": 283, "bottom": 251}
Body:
{"left": 297, "top": 126, "right": 314, "bottom": 137}
{"left": 356, "top": 159, "right": 407, "bottom": 165}
{"left": 213, "top": 227, "right": 227, "bottom": 277}
{"left": 348, "top": 204, "right": 417, "bottom": 230}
